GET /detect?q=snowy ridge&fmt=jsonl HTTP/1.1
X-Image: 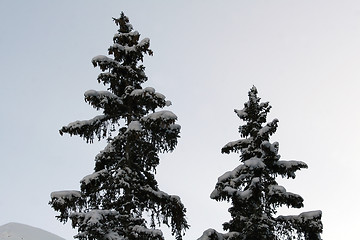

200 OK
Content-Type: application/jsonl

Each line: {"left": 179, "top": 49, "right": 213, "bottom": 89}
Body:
{"left": 0, "top": 222, "right": 65, "bottom": 240}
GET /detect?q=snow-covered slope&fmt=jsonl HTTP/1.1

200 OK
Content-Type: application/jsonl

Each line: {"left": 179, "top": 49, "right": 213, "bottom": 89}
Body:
{"left": 0, "top": 222, "right": 65, "bottom": 240}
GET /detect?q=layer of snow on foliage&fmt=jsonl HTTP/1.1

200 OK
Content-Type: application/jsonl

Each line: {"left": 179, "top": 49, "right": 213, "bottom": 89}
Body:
{"left": 65, "top": 115, "right": 107, "bottom": 129}
{"left": 274, "top": 160, "right": 308, "bottom": 171}
{"left": 244, "top": 157, "right": 265, "bottom": 169}
{"left": 51, "top": 190, "right": 81, "bottom": 199}
{"left": 92, "top": 55, "right": 114, "bottom": 64}
{"left": 50, "top": 190, "right": 81, "bottom": 204}
{"left": 132, "top": 225, "right": 163, "bottom": 238}
{"left": 144, "top": 186, "right": 182, "bottom": 203}
{"left": 104, "top": 231, "right": 125, "bottom": 240}
{"left": 259, "top": 125, "right": 271, "bottom": 136}
{"left": 130, "top": 87, "right": 155, "bottom": 96}
{"left": 258, "top": 119, "right": 278, "bottom": 136}
{"left": 113, "top": 30, "right": 139, "bottom": 38}
{"left": 111, "top": 38, "right": 150, "bottom": 53}
{"left": 95, "top": 134, "right": 122, "bottom": 158}
{"left": 165, "top": 100, "right": 172, "bottom": 106}
{"left": 209, "top": 189, "right": 220, "bottom": 199}
{"left": 261, "top": 141, "right": 279, "bottom": 154}
{"left": 234, "top": 108, "right": 247, "bottom": 118}
{"left": 81, "top": 169, "right": 108, "bottom": 185}
{"left": 85, "top": 90, "right": 117, "bottom": 99}
{"left": 197, "top": 228, "right": 239, "bottom": 240}
{"left": 277, "top": 210, "right": 322, "bottom": 222}
{"left": 139, "top": 38, "right": 150, "bottom": 47}
{"left": 0, "top": 222, "right": 65, "bottom": 240}
{"left": 222, "top": 138, "right": 252, "bottom": 150}
{"left": 126, "top": 121, "right": 142, "bottom": 132}
{"left": 216, "top": 164, "right": 246, "bottom": 183}
{"left": 268, "top": 185, "right": 287, "bottom": 195}
{"left": 70, "top": 210, "right": 119, "bottom": 226}
{"left": 130, "top": 87, "right": 168, "bottom": 102}
{"left": 236, "top": 189, "right": 252, "bottom": 199}
{"left": 142, "top": 110, "right": 177, "bottom": 121}
{"left": 82, "top": 210, "right": 118, "bottom": 224}
{"left": 85, "top": 90, "right": 122, "bottom": 104}
{"left": 217, "top": 170, "right": 235, "bottom": 183}
{"left": 169, "top": 123, "right": 181, "bottom": 131}
{"left": 298, "top": 210, "right": 322, "bottom": 221}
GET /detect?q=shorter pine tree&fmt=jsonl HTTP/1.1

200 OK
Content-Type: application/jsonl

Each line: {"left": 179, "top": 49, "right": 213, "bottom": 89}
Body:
{"left": 49, "top": 13, "right": 188, "bottom": 240}
{"left": 198, "top": 87, "right": 322, "bottom": 240}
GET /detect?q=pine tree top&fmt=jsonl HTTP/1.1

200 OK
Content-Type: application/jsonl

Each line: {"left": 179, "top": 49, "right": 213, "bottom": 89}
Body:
{"left": 199, "top": 86, "right": 322, "bottom": 240}
{"left": 50, "top": 12, "right": 188, "bottom": 240}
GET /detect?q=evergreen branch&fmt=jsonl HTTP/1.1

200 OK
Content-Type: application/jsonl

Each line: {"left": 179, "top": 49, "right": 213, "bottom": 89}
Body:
{"left": 59, "top": 115, "right": 112, "bottom": 143}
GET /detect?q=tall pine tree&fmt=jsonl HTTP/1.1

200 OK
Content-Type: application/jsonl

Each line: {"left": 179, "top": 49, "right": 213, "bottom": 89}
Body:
{"left": 198, "top": 87, "right": 322, "bottom": 240}
{"left": 50, "top": 13, "right": 188, "bottom": 240}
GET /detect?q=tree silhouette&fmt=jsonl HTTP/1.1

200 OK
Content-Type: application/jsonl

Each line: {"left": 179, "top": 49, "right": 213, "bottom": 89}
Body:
{"left": 199, "top": 87, "right": 322, "bottom": 240}
{"left": 50, "top": 12, "right": 188, "bottom": 240}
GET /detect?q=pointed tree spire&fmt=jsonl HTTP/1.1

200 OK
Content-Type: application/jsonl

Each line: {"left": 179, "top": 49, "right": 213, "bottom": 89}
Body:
{"left": 50, "top": 12, "right": 188, "bottom": 240}
{"left": 199, "top": 86, "right": 322, "bottom": 240}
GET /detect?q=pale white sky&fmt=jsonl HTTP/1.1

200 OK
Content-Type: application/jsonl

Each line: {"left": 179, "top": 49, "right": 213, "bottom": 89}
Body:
{"left": 1, "top": 1, "right": 359, "bottom": 239}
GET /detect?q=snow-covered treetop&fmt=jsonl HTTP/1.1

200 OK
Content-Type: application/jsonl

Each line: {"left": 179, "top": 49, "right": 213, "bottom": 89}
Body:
{"left": 59, "top": 12, "right": 176, "bottom": 144}
{"left": 51, "top": 12, "right": 188, "bottom": 240}
{"left": 222, "top": 86, "right": 279, "bottom": 161}
{"left": 199, "top": 86, "right": 322, "bottom": 240}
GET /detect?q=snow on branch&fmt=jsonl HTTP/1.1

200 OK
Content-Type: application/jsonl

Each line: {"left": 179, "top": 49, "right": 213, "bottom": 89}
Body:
{"left": 129, "top": 87, "right": 171, "bottom": 112}
{"left": 113, "top": 30, "right": 140, "bottom": 39}
{"left": 81, "top": 169, "right": 109, "bottom": 185}
{"left": 126, "top": 120, "right": 142, "bottom": 132}
{"left": 273, "top": 160, "right": 308, "bottom": 178}
{"left": 258, "top": 118, "right": 279, "bottom": 138}
{"left": 234, "top": 108, "right": 247, "bottom": 119}
{"left": 94, "top": 134, "right": 124, "bottom": 171}
{"left": 212, "top": 165, "right": 247, "bottom": 192}
{"left": 268, "top": 185, "right": 304, "bottom": 208}
{"left": 110, "top": 38, "right": 150, "bottom": 55}
{"left": 130, "top": 87, "right": 166, "bottom": 101}
{"left": 85, "top": 90, "right": 123, "bottom": 105}
{"left": 50, "top": 190, "right": 82, "bottom": 205}
{"left": 85, "top": 89, "right": 119, "bottom": 99}
{"left": 144, "top": 186, "right": 183, "bottom": 207}
{"left": 141, "top": 186, "right": 187, "bottom": 238}
{"left": 261, "top": 141, "right": 279, "bottom": 156}
{"left": 91, "top": 55, "right": 117, "bottom": 70}
{"left": 49, "top": 190, "right": 84, "bottom": 223}
{"left": 210, "top": 165, "right": 257, "bottom": 200}
{"left": 131, "top": 225, "right": 163, "bottom": 239}
{"left": 244, "top": 157, "right": 266, "bottom": 170}
{"left": 71, "top": 209, "right": 119, "bottom": 225}
{"left": 84, "top": 90, "right": 125, "bottom": 116}
{"left": 142, "top": 110, "right": 177, "bottom": 122}
{"left": 92, "top": 55, "right": 136, "bottom": 73}
{"left": 197, "top": 228, "right": 240, "bottom": 240}
{"left": 104, "top": 232, "right": 124, "bottom": 240}
{"left": 221, "top": 138, "right": 252, "bottom": 154}
{"left": 109, "top": 34, "right": 152, "bottom": 62}
{"left": 139, "top": 110, "right": 180, "bottom": 152}
{"left": 276, "top": 210, "right": 323, "bottom": 239}
{"left": 59, "top": 115, "right": 110, "bottom": 142}
{"left": 277, "top": 210, "right": 322, "bottom": 223}
{"left": 70, "top": 209, "right": 122, "bottom": 238}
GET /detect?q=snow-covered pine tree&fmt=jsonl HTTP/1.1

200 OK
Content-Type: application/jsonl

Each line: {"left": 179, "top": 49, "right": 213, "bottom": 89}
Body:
{"left": 49, "top": 12, "right": 188, "bottom": 240}
{"left": 198, "top": 87, "right": 322, "bottom": 240}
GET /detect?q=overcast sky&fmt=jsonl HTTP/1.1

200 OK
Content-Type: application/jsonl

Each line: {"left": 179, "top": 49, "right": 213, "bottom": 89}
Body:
{"left": 1, "top": 1, "right": 359, "bottom": 239}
